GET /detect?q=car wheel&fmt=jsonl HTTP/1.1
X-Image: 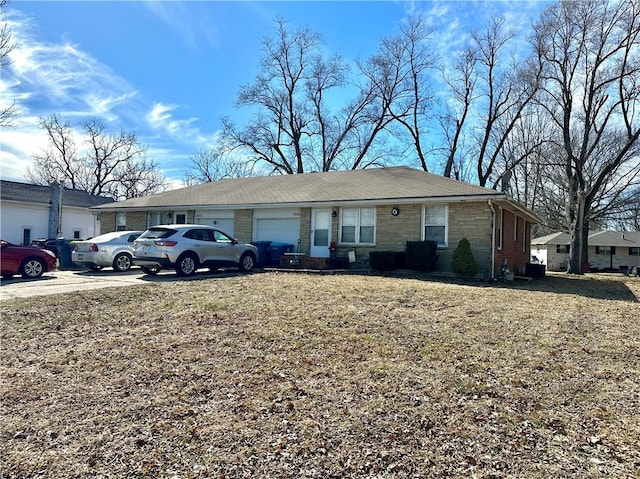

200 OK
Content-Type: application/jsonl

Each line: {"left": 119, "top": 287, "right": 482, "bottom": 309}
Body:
{"left": 142, "top": 266, "right": 160, "bottom": 276}
{"left": 175, "top": 253, "right": 198, "bottom": 276}
{"left": 20, "top": 257, "right": 45, "bottom": 279}
{"left": 113, "top": 253, "right": 133, "bottom": 272}
{"left": 239, "top": 252, "right": 256, "bottom": 272}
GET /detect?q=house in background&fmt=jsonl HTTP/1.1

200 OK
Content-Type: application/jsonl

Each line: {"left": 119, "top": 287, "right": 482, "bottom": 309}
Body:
{"left": 531, "top": 230, "right": 640, "bottom": 271}
{"left": 92, "top": 167, "right": 540, "bottom": 278}
{"left": 0, "top": 180, "right": 114, "bottom": 245}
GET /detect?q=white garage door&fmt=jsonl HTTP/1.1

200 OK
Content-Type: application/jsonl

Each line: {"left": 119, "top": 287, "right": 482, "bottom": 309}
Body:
{"left": 195, "top": 210, "right": 235, "bottom": 236}
{"left": 254, "top": 218, "right": 300, "bottom": 244}
{"left": 253, "top": 208, "right": 301, "bottom": 244}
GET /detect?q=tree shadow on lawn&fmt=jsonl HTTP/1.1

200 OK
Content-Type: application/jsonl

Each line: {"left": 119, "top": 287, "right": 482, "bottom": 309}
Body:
{"left": 506, "top": 273, "right": 639, "bottom": 302}
{"left": 372, "top": 270, "right": 639, "bottom": 303}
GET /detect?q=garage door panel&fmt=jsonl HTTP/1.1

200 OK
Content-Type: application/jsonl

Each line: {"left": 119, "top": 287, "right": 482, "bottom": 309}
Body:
{"left": 254, "top": 218, "right": 300, "bottom": 244}
{"left": 198, "top": 218, "right": 235, "bottom": 236}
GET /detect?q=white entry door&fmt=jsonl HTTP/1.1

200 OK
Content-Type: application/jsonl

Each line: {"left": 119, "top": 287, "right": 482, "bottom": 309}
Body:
{"left": 310, "top": 209, "right": 332, "bottom": 258}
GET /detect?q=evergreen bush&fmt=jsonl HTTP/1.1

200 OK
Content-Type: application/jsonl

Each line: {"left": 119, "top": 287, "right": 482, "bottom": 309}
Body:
{"left": 451, "top": 238, "right": 479, "bottom": 276}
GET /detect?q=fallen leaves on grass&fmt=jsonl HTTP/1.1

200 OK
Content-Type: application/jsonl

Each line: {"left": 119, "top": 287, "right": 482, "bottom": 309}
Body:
{"left": 1, "top": 272, "right": 639, "bottom": 478}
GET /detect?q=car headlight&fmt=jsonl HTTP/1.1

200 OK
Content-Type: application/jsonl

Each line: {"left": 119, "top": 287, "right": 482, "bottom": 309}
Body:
{"left": 44, "top": 249, "right": 56, "bottom": 258}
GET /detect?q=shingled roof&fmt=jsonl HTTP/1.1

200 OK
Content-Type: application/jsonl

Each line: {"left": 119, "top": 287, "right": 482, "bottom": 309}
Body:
{"left": 1, "top": 180, "right": 114, "bottom": 208}
{"left": 93, "top": 167, "right": 515, "bottom": 210}
{"left": 532, "top": 230, "right": 640, "bottom": 247}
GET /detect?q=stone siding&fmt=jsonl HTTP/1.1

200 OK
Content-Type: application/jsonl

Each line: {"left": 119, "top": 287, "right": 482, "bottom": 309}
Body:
{"left": 234, "top": 210, "right": 253, "bottom": 243}
{"left": 329, "top": 202, "right": 495, "bottom": 275}
{"left": 299, "top": 208, "right": 311, "bottom": 254}
{"left": 444, "top": 202, "right": 493, "bottom": 276}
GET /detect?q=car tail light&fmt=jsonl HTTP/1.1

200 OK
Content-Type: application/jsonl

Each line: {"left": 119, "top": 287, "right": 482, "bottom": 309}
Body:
{"left": 73, "top": 244, "right": 78, "bottom": 252}
{"left": 154, "top": 240, "right": 177, "bottom": 247}
{"left": 89, "top": 244, "right": 98, "bottom": 251}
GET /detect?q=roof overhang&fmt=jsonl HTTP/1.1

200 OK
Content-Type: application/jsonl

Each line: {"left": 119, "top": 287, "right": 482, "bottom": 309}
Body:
{"left": 91, "top": 193, "right": 507, "bottom": 212}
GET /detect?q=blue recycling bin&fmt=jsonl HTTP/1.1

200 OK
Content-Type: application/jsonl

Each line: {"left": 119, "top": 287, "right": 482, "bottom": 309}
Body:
{"left": 269, "top": 242, "right": 294, "bottom": 268}
{"left": 57, "top": 239, "right": 77, "bottom": 269}
{"left": 251, "top": 241, "right": 272, "bottom": 267}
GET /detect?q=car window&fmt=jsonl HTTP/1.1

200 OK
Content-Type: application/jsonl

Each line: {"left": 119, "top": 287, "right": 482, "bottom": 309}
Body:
{"left": 213, "top": 230, "right": 233, "bottom": 243}
{"left": 184, "top": 229, "right": 215, "bottom": 241}
{"left": 201, "top": 229, "right": 216, "bottom": 241}
{"left": 127, "top": 234, "right": 141, "bottom": 243}
{"left": 184, "top": 229, "right": 200, "bottom": 240}
{"left": 139, "top": 228, "right": 177, "bottom": 239}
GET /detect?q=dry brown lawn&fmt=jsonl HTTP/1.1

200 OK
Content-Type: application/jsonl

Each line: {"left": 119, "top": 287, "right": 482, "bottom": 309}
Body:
{"left": 1, "top": 272, "right": 639, "bottom": 478}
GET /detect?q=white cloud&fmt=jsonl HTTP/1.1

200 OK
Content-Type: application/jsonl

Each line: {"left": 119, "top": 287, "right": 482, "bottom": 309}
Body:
{"left": 146, "top": 102, "right": 210, "bottom": 146}
{"left": 143, "top": 1, "right": 221, "bottom": 51}
{"left": 0, "top": 8, "right": 214, "bottom": 183}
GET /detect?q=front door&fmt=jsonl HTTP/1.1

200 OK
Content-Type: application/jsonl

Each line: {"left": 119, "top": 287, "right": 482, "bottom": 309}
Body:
{"left": 310, "top": 209, "right": 332, "bottom": 258}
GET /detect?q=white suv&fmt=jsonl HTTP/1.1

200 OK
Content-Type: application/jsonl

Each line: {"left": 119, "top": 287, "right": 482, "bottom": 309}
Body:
{"left": 133, "top": 225, "right": 259, "bottom": 276}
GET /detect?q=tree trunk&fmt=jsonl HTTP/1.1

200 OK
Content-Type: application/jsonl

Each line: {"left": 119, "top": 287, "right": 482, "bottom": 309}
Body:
{"left": 567, "top": 193, "right": 586, "bottom": 274}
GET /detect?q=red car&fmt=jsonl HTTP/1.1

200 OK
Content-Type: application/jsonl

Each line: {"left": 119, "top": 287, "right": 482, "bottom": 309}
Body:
{"left": 1, "top": 240, "right": 58, "bottom": 279}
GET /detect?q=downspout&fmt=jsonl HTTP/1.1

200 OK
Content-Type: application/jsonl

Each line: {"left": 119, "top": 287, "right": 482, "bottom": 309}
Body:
{"left": 489, "top": 199, "right": 496, "bottom": 279}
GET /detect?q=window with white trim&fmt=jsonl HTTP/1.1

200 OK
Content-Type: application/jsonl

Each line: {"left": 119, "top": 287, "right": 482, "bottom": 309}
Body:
{"left": 116, "top": 212, "right": 126, "bottom": 231}
{"left": 339, "top": 207, "right": 375, "bottom": 245}
{"left": 596, "top": 246, "right": 615, "bottom": 255}
{"left": 423, "top": 205, "right": 448, "bottom": 247}
{"left": 630, "top": 247, "right": 640, "bottom": 256}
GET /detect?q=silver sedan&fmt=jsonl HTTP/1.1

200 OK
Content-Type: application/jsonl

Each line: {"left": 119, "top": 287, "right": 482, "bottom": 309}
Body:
{"left": 72, "top": 231, "right": 142, "bottom": 272}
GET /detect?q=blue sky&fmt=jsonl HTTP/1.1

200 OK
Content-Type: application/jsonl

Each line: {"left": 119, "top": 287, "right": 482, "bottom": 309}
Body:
{"left": 0, "top": 1, "right": 548, "bottom": 188}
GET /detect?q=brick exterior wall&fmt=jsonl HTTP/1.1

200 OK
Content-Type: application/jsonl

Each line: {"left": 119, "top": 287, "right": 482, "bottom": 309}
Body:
{"left": 494, "top": 207, "right": 532, "bottom": 276}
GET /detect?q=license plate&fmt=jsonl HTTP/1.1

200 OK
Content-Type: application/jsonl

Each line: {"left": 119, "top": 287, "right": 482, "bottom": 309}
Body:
{"left": 77, "top": 254, "right": 84, "bottom": 260}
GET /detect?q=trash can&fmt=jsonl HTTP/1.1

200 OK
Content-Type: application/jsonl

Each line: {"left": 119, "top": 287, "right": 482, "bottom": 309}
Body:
{"left": 57, "top": 239, "right": 75, "bottom": 269}
{"left": 525, "top": 262, "right": 546, "bottom": 278}
{"left": 251, "top": 241, "right": 272, "bottom": 267}
{"left": 269, "top": 242, "right": 294, "bottom": 267}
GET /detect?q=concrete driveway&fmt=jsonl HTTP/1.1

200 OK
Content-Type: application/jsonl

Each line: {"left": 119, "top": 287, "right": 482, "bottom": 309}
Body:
{"left": 0, "top": 267, "right": 247, "bottom": 301}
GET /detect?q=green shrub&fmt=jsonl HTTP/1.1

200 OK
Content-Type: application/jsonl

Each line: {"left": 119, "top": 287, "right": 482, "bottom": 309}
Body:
{"left": 405, "top": 241, "right": 438, "bottom": 271}
{"left": 451, "top": 238, "right": 479, "bottom": 276}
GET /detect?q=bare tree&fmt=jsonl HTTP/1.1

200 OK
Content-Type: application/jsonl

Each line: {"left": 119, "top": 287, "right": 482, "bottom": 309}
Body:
{"left": 184, "top": 146, "right": 255, "bottom": 185}
{"left": 440, "top": 47, "right": 477, "bottom": 180}
{"left": 27, "top": 114, "right": 168, "bottom": 200}
{"left": 607, "top": 185, "right": 640, "bottom": 230}
{"left": 532, "top": 0, "right": 640, "bottom": 274}
{"left": 498, "top": 110, "right": 553, "bottom": 211}
{"left": 0, "top": 0, "right": 17, "bottom": 127}
{"left": 439, "top": 17, "right": 542, "bottom": 187}
{"left": 222, "top": 17, "right": 404, "bottom": 174}
{"left": 374, "top": 16, "right": 436, "bottom": 172}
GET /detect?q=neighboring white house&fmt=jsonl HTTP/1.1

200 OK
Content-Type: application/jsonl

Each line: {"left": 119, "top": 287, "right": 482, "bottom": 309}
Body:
{"left": 0, "top": 180, "right": 113, "bottom": 245}
{"left": 532, "top": 230, "right": 640, "bottom": 272}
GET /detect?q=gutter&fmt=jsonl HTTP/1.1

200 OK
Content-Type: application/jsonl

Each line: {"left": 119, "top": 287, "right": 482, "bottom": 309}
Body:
{"left": 91, "top": 194, "right": 507, "bottom": 212}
